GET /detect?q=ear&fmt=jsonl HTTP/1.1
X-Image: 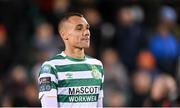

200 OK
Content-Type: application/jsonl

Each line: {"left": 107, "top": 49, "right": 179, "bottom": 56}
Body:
{"left": 58, "top": 23, "right": 68, "bottom": 40}
{"left": 60, "top": 30, "right": 68, "bottom": 40}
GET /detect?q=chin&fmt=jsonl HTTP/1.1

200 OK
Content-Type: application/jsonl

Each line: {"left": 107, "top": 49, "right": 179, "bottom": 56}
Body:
{"left": 76, "top": 45, "right": 89, "bottom": 49}
{"left": 83, "top": 45, "right": 90, "bottom": 48}
{"left": 76, "top": 43, "right": 90, "bottom": 49}
{"left": 81, "top": 43, "right": 90, "bottom": 48}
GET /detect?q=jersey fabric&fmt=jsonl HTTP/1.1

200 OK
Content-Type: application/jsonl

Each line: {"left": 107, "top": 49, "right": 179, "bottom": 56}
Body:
{"left": 38, "top": 51, "right": 104, "bottom": 108}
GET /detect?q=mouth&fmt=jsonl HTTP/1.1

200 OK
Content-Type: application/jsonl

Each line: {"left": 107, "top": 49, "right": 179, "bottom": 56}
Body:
{"left": 81, "top": 38, "right": 90, "bottom": 42}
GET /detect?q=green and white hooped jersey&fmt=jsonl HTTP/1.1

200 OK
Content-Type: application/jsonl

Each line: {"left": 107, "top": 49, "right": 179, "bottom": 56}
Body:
{"left": 38, "top": 52, "right": 104, "bottom": 108}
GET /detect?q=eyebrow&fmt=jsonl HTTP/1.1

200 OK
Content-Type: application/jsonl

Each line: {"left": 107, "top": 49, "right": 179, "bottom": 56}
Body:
{"left": 76, "top": 24, "right": 90, "bottom": 28}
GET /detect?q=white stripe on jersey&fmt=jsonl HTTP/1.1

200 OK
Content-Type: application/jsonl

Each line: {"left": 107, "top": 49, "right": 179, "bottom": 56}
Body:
{"left": 39, "top": 89, "right": 57, "bottom": 99}
{"left": 59, "top": 102, "right": 98, "bottom": 108}
{"left": 42, "top": 61, "right": 56, "bottom": 68}
{"left": 58, "top": 86, "right": 100, "bottom": 95}
{"left": 57, "top": 71, "right": 95, "bottom": 80}
{"left": 99, "top": 90, "right": 104, "bottom": 98}
{"left": 45, "top": 58, "right": 102, "bottom": 67}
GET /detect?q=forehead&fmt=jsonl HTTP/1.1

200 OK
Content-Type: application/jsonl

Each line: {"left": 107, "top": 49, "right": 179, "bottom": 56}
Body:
{"left": 67, "top": 16, "right": 89, "bottom": 26}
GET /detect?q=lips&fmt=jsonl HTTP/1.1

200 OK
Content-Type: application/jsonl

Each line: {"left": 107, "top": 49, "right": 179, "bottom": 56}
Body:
{"left": 81, "top": 38, "right": 90, "bottom": 41}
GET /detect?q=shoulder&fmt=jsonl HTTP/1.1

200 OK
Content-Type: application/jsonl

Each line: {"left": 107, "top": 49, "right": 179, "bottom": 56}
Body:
{"left": 86, "top": 55, "right": 103, "bottom": 66}
{"left": 48, "top": 53, "right": 65, "bottom": 61}
{"left": 41, "top": 53, "right": 66, "bottom": 68}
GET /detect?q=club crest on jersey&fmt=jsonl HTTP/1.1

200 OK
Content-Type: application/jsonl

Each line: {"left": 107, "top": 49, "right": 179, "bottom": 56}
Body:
{"left": 91, "top": 65, "right": 101, "bottom": 79}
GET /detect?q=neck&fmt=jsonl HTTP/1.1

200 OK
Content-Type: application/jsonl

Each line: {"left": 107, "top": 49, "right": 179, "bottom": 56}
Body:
{"left": 64, "top": 47, "right": 85, "bottom": 59}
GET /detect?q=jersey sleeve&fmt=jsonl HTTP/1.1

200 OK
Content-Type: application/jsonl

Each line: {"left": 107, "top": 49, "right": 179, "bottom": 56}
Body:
{"left": 38, "top": 62, "right": 58, "bottom": 107}
{"left": 99, "top": 63, "right": 104, "bottom": 98}
{"left": 97, "top": 62, "right": 104, "bottom": 107}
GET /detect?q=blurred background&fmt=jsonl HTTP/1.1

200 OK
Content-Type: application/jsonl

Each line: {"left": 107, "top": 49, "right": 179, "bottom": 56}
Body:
{"left": 0, "top": 0, "right": 180, "bottom": 107}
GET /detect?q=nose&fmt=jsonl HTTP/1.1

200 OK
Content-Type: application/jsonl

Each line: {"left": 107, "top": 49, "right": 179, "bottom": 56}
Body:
{"left": 83, "top": 29, "right": 90, "bottom": 37}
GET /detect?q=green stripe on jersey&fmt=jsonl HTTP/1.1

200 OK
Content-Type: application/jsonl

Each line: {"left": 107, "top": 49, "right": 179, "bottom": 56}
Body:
{"left": 51, "top": 81, "right": 58, "bottom": 89}
{"left": 59, "top": 78, "right": 101, "bottom": 87}
{"left": 58, "top": 94, "right": 98, "bottom": 103}
{"left": 65, "top": 56, "right": 86, "bottom": 62}
{"left": 55, "top": 64, "right": 103, "bottom": 73}
{"left": 48, "top": 55, "right": 65, "bottom": 61}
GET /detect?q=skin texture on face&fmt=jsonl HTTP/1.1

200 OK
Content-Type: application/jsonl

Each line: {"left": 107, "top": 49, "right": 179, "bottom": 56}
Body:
{"left": 60, "top": 16, "right": 90, "bottom": 50}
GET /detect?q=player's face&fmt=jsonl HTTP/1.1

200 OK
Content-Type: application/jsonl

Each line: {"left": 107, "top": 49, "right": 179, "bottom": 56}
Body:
{"left": 65, "top": 16, "right": 90, "bottom": 49}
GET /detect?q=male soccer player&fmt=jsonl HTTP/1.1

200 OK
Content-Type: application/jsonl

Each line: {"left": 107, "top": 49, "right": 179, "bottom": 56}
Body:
{"left": 38, "top": 13, "right": 104, "bottom": 108}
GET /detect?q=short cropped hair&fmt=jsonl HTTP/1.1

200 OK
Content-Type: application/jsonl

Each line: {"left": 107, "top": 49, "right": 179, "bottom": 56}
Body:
{"left": 58, "top": 12, "right": 84, "bottom": 30}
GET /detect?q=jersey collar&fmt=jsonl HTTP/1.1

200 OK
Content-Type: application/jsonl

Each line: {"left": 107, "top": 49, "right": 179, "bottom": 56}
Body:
{"left": 61, "top": 51, "right": 86, "bottom": 62}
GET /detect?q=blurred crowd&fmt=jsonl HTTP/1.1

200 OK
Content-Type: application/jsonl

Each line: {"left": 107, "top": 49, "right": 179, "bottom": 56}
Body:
{"left": 0, "top": 0, "right": 180, "bottom": 107}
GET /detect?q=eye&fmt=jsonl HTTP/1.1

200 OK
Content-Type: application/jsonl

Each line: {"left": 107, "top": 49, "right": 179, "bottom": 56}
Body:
{"left": 76, "top": 27, "right": 81, "bottom": 30}
{"left": 76, "top": 25, "right": 83, "bottom": 30}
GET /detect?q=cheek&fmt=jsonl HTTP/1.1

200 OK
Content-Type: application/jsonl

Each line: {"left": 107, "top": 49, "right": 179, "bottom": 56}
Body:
{"left": 69, "top": 35, "right": 80, "bottom": 44}
{"left": 68, "top": 31, "right": 82, "bottom": 44}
